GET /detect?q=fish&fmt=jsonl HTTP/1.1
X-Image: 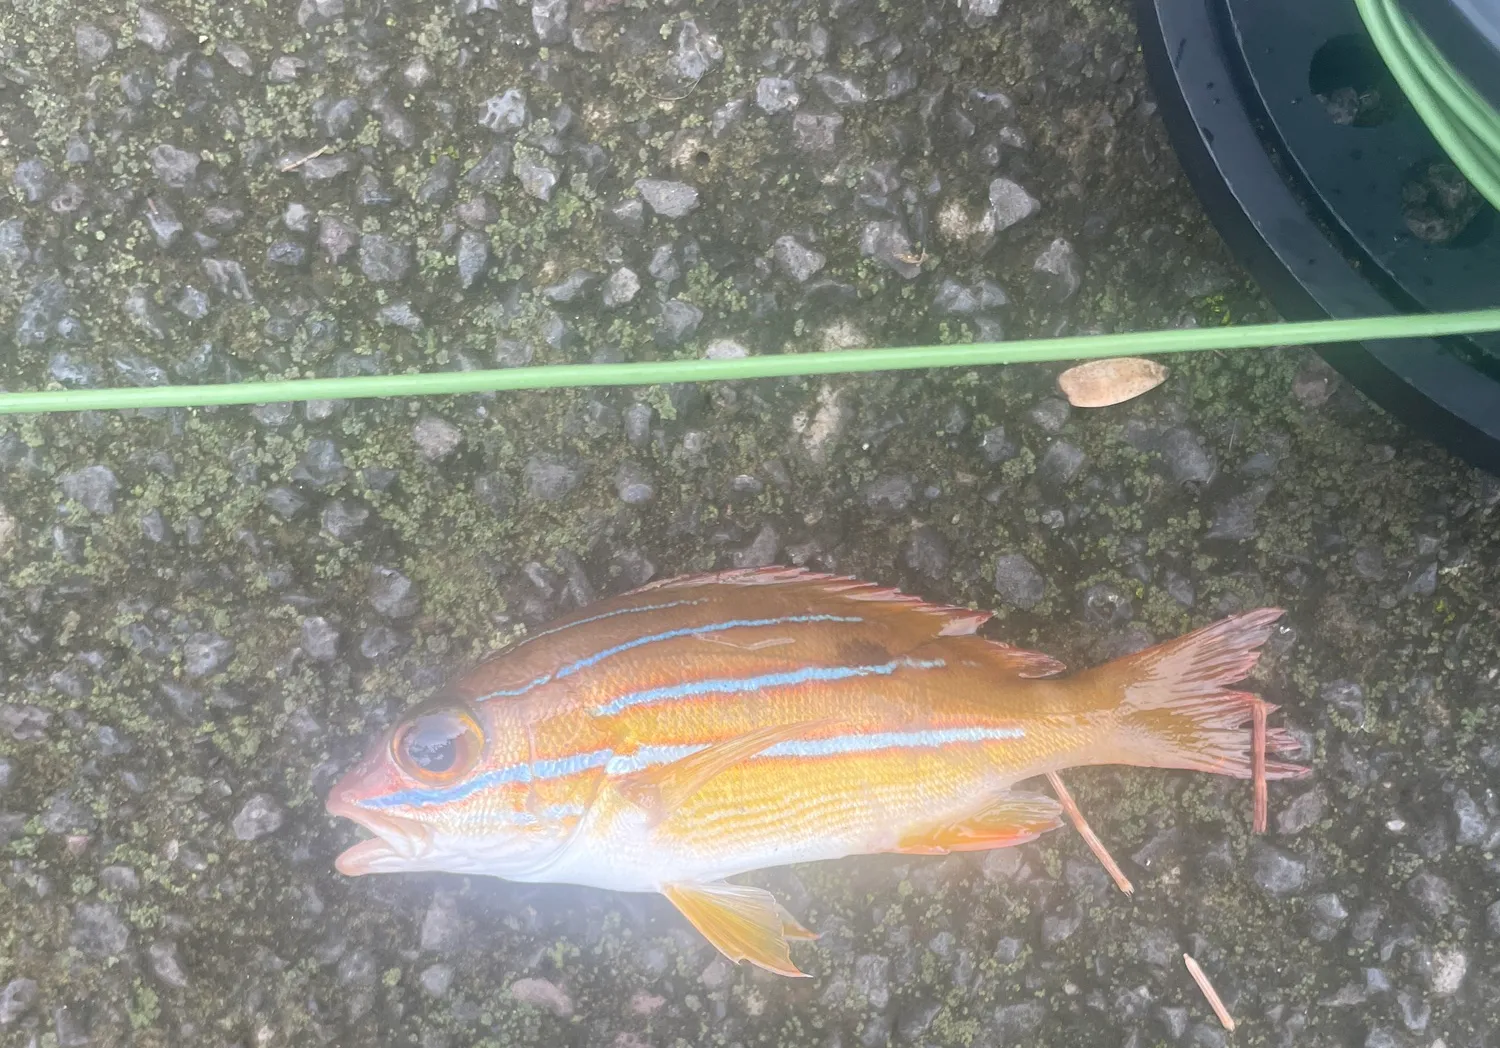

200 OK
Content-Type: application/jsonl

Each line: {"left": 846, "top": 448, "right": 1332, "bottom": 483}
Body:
{"left": 326, "top": 566, "right": 1308, "bottom": 977}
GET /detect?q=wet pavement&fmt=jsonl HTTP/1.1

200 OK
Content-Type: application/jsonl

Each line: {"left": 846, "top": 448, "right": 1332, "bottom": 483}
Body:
{"left": 3, "top": 0, "right": 1500, "bottom": 1046}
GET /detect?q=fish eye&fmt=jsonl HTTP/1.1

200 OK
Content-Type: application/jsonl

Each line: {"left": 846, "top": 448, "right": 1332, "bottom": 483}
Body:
{"left": 392, "top": 705, "right": 484, "bottom": 785}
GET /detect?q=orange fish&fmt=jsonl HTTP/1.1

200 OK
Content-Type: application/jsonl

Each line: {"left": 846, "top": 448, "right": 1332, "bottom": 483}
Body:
{"left": 326, "top": 567, "right": 1306, "bottom": 976}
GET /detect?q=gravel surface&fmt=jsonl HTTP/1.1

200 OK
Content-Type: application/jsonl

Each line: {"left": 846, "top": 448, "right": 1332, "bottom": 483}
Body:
{"left": 3, "top": 1, "right": 1500, "bottom": 1047}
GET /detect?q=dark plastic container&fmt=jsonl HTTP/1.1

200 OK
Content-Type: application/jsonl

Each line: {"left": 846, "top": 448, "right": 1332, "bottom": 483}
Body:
{"left": 1135, "top": 0, "right": 1500, "bottom": 473}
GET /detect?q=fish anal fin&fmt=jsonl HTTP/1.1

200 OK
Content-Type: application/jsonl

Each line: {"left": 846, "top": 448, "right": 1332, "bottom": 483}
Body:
{"left": 618, "top": 720, "right": 838, "bottom": 822}
{"left": 890, "top": 793, "right": 1064, "bottom": 855}
{"left": 663, "top": 882, "right": 811, "bottom": 977}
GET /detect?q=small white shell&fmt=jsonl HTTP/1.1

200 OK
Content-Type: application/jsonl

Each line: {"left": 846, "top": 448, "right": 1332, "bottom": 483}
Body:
{"left": 1057, "top": 357, "right": 1168, "bottom": 408}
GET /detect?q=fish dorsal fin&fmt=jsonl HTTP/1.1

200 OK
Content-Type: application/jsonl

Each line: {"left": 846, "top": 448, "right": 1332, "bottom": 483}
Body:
{"left": 888, "top": 792, "right": 1064, "bottom": 855}
{"left": 628, "top": 565, "right": 995, "bottom": 637}
{"left": 618, "top": 720, "right": 839, "bottom": 821}
{"left": 662, "top": 882, "right": 813, "bottom": 977}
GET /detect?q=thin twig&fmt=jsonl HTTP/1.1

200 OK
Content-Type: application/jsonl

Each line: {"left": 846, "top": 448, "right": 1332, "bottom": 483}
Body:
{"left": 1183, "top": 953, "right": 1236, "bottom": 1031}
{"left": 280, "top": 145, "right": 332, "bottom": 172}
{"left": 1252, "top": 697, "right": 1268, "bottom": 834}
{"left": 1046, "top": 771, "right": 1133, "bottom": 896}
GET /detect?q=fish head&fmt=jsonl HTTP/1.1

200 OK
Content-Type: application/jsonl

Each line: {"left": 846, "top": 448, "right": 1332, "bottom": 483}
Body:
{"left": 326, "top": 697, "right": 578, "bottom": 880}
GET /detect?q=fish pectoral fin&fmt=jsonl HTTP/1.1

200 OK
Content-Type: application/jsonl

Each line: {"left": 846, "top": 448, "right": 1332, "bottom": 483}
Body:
{"left": 890, "top": 792, "right": 1064, "bottom": 855}
{"left": 663, "top": 882, "right": 813, "bottom": 977}
{"left": 618, "top": 719, "right": 838, "bottom": 821}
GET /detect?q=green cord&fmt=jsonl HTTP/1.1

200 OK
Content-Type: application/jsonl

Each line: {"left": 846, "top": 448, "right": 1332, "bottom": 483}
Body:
{"left": 5, "top": 308, "right": 1500, "bottom": 415}
{"left": 1355, "top": 0, "right": 1500, "bottom": 212}
{"left": 4, "top": 8, "right": 1499, "bottom": 419}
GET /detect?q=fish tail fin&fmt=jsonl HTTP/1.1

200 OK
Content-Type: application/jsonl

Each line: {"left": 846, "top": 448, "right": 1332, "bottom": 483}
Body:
{"left": 1089, "top": 608, "right": 1308, "bottom": 781}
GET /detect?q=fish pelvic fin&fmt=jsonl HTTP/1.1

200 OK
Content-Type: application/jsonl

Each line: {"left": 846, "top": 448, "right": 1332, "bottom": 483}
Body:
{"left": 888, "top": 792, "right": 1064, "bottom": 855}
{"left": 663, "top": 882, "right": 813, "bottom": 977}
{"left": 1087, "top": 608, "right": 1309, "bottom": 781}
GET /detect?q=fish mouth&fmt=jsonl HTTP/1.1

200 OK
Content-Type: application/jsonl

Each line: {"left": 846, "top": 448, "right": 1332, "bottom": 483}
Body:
{"left": 326, "top": 793, "right": 433, "bottom": 876}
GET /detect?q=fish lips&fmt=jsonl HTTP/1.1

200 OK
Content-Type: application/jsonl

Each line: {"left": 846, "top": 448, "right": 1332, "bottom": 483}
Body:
{"left": 326, "top": 793, "right": 433, "bottom": 876}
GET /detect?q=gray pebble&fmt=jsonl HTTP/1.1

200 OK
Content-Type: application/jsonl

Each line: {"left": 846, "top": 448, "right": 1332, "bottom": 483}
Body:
{"left": 301, "top": 617, "right": 341, "bottom": 662}
{"left": 863, "top": 475, "right": 914, "bottom": 515}
{"left": 990, "top": 1001, "right": 1044, "bottom": 1038}
{"left": 421, "top": 892, "right": 464, "bottom": 952}
{"left": 853, "top": 954, "right": 891, "bottom": 1010}
{"left": 793, "top": 113, "right": 843, "bottom": 152}
{"left": 183, "top": 632, "right": 234, "bottom": 678}
{"left": 12, "top": 159, "right": 56, "bottom": 204}
{"left": 266, "top": 240, "right": 307, "bottom": 268}
{"left": 1277, "top": 788, "right": 1324, "bottom": 835}
{"left": 71, "top": 902, "right": 130, "bottom": 956}
{"left": 232, "top": 794, "right": 285, "bottom": 841}
{"left": 989, "top": 178, "right": 1039, "bottom": 231}
{"left": 1427, "top": 947, "right": 1467, "bottom": 995}
{"left": 515, "top": 156, "right": 558, "bottom": 201}
{"left": 704, "top": 339, "right": 747, "bottom": 360}
{"left": 149, "top": 144, "right": 199, "bottom": 187}
{"left": 509, "top": 977, "right": 574, "bottom": 1017}
{"left": 1453, "top": 788, "right": 1488, "bottom": 845}
{"left": 318, "top": 216, "right": 360, "bottom": 262}
{"left": 542, "top": 269, "right": 598, "bottom": 303}
{"left": 1396, "top": 989, "right": 1430, "bottom": 1032}
{"left": 420, "top": 964, "right": 455, "bottom": 997}
{"left": 649, "top": 244, "right": 681, "bottom": 284}
{"left": 136, "top": 8, "right": 178, "bottom": 51}
{"left": 264, "top": 487, "right": 306, "bottom": 519}
{"left": 733, "top": 523, "right": 780, "bottom": 568}
{"left": 173, "top": 288, "right": 208, "bottom": 320}
{"left": 1039, "top": 441, "right": 1086, "bottom": 487}
{"left": 978, "top": 426, "right": 1017, "bottom": 464}
{"left": 479, "top": 89, "right": 528, "bottom": 133}
{"left": 1321, "top": 679, "right": 1366, "bottom": 728}
{"left": 933, "top": 278, "right": 980, "bottom": 315}
{"left": 75, "top": 24, "right": 114, "bottom": 65}
{"left": 658, "top": 299, "right": 704, "bottom": 344}
{"left": 624, "top": 403, "right": 654, "bottom": 447}
{"left": 773, "top": 236, "right": 825, "bottom": 282}
{"left": 148, "top": 940, "right": 191, "bottom": 989}
{"left": 860, "top": 221, "right": 922, "bottom": 279}
{"left": 614, "top": 462, "right": 655, "bottom": 505}
{"left": 0, "top": 758, "right": 11, "bottom": 791}
{"left": 1, "top": 704, "right": 53, "bottom": 742}
{"left": 531, "top": 0, "right": 569, "bottom": 43}
{"left": 370, "top": 567, "right": 421, "bottom": 618}
{"left": 61, "top": 465, "right": 120, "bottom": 514}
{"left": 671, "top": 20, "right": 723, "bottom": 80}
{"left": 525, "top": 455, "right": 583, "bottom": 501}
{"left": 414, "top": 417, "right": 463, "bottom": 461}
{"left": 457, "top": 230, "right": 490, "bottom": 289}
{"left": 814, "top": 71, "right": 867, "bottom": 106}
{"left": 993, "top": 553, "right": 1044, "bottom": 608}
{"left": 1206, "top": 482, "right": 1270, "bottom": 541}
{"left": 475, "top": 474, "right": 514, "bottom": 518}
{"left": 0, "top": 978, "right": 37, "bottom": 1025}
{"left": 1029, "top": 397, "right": 1070, "bottom": 433}
{"left": 756, "top": 77, "right": 802, "bottom": 114}
{"left": 1407, "top": 871, "right": 1453, "bottom": 917}
{"left": 636, "top": 179, "right": 700, "bottom": 218}
{"left": 1159, "top": 428, "right": 1217, "bottom": 487}
{"left": 603, "top": 268, "right": 640, "bottom": 307}
{"left": 1250, "top": 844, "right": 1307, "bottom": 896}
{"left": 321, "top": 500, "right": 370, "bottom": 540}
{"left": 1033, "top": 238, "right": 1082, "bottom": 302}
{"left": 294, "top": 439, "right": 348, "bottom": 488}
{"left": 358, "top": 234, "right": 412, "bottom": 283}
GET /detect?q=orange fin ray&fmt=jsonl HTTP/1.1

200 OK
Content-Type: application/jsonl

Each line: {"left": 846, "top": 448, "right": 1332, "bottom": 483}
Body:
{"left": 888, "top": 792, "right": 1064, "bottom": 855}
{"left": 618, "top": 720, "right": 839, "bottom": 821}
{"left": 663, "top": 882, "right": 811, "bottom": 977}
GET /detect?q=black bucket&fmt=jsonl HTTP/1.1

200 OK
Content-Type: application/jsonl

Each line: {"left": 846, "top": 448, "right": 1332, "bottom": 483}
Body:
{"left": 1135, "top": 0, "right": 1500, "bottom": 473}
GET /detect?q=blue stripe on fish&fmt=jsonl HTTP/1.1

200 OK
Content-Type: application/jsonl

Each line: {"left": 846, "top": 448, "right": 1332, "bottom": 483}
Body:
{"left": 476, "top": 613, "right": 866, "bottom": 702}
{"left": 590, "top": 657, "right": 947, "bottom": 717}
{"left": 360, "top": 749, "right": 615, "bottom": 809}
{"left": 759, "top": 726, "right": 1025, "bottom": 758}
{"left": 360, "top": 717, "right": 1019, "bottom": 812}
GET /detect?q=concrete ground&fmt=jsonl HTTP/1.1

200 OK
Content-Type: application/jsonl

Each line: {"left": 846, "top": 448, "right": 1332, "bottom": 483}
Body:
{"left": 2, "top": 0, "right": 1498, "bottom": 1045}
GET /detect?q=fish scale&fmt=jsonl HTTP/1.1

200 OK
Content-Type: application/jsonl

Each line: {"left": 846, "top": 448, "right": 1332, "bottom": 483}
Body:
{"left": 327, "top": 566, "right": 1309, "bottom": 977}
